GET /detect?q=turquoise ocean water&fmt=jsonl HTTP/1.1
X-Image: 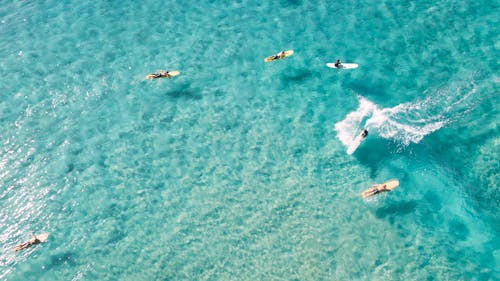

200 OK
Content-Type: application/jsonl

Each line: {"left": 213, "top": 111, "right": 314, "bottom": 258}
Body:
{"left": 0, "top": 0, "right": 498, "bottom": 280}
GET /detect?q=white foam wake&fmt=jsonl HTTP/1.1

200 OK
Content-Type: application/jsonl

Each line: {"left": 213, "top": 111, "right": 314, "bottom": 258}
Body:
{"left": 334, "top": 97, "right": 378, "bottom": 149}
{"left": 335, "top": 80, "right": 478, "bottom": 152}
{"left": 335, "top": 96, "right": 448, "bottom": 149}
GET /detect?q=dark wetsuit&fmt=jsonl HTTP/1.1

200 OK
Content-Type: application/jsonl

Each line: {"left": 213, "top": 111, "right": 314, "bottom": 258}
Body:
{"left": 361, "top": 129, "right": 368, "bottom": 138}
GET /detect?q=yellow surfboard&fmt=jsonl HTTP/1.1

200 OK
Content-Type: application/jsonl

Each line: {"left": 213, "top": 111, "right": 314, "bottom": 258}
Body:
{"left": 146, "top": 70, "right": 180, "bottom": 79}
{"left": 361, "top": 179, "right": 399, "bottom": 198}
{"left": 264, "top": 50, "right": 294, "bottom": 62}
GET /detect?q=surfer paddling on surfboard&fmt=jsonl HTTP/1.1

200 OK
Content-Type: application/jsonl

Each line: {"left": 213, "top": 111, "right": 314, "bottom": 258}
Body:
{"left": 274, "top": 51, "right": 287, "bottom": 60}
{"left": 334, "top": 59, "right": 342, "bottom": 68}
{"left": 368, "top": 184, "right": 388, "bottom": 196}
{"left": 146, "top": 70, "right": 180, "bottom": 79}
{"left": 361, "top": 180, "right": 400, "bottom": 198}
{"left": 264, "top": 50, "right": 294, "bottom": 62}
{"left": 13, "top": 233, "right": 49, "bottom": 252}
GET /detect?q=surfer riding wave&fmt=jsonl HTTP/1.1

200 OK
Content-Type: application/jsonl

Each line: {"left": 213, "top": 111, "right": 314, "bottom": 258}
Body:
{"left": 334, "top": 80, "right": 477, "bottom": 154}
{"left": 333, "top": 93, "right": 466, "bottom": 153}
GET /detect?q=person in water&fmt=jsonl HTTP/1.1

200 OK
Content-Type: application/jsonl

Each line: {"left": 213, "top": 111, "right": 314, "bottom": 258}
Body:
{"left": 371, "top": 184, "right": 388, "bottom": 195}
{"left": 271, "top": 51, "right": 286, "bottom": 60}
{"left": 147, "top": 70, "right": 173, "bottom": 79}
{"left": 361, "top": 129, "right": 368, "bottom": 138}
{"left": 334, "top": 59, "right": 342, "bottom": 68}
{"left": 157, "top": 70, "right": 172, "bottom": 78}
{"left": 272, "top": 51, "right": 286, "bottom": 60}
{"left": 13, "top": 233, "right": 43, "bottom": 252}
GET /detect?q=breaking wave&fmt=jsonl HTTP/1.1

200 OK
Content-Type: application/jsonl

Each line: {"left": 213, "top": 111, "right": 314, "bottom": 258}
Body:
{"left": 335, "top": 82, "right": 477, "bottom": 150}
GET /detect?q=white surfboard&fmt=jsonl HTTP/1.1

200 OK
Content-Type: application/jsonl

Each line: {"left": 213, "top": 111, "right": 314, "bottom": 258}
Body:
{"left": 346, "top": 129, "right": 368, "bottom": 155}
{"left": 326, "top": 63, "right": 358, "bottom": 69}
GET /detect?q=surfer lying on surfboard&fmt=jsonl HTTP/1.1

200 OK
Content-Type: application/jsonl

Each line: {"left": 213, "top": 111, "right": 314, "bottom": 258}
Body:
{"left": 361, "top": 180, "right": 399, "bottom": 198}
{"left": 273, "top": 51, "right": 287, "bottom": 60}
{"left": 13, "top": 233, "right": 48, "bottom": 252}
{"left": 366, "top": 184, "right": 388, "bottom": 196}
{"left": 146, "top": 70, "right": 179, "bottom": 79}
{"left": 264, "top": 50, "right": 294, "bottom": 62}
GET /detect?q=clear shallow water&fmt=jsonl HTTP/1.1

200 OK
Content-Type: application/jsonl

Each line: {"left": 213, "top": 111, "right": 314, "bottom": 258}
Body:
{"left": 0, "top": 0, "right": 498, "bottom": 280}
